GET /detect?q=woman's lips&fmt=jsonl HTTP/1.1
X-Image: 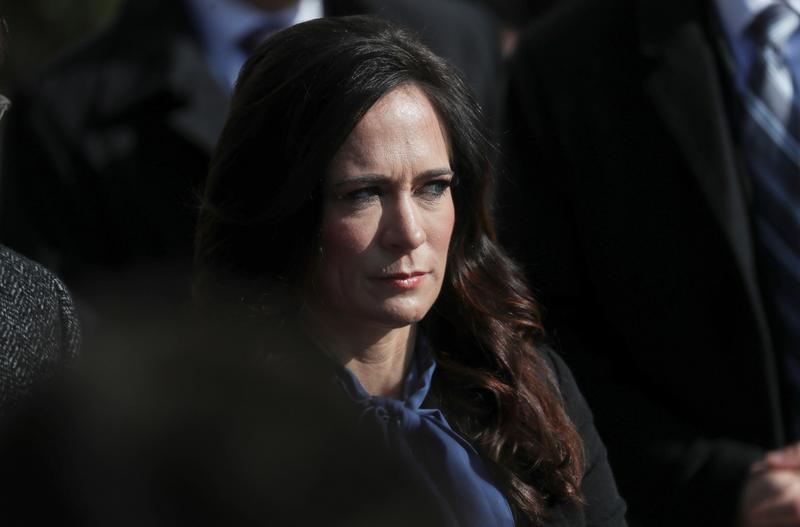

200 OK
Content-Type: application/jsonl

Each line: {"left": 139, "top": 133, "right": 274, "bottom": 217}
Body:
{"left": 373, "top": 271, "right": 428, "bottom": 290}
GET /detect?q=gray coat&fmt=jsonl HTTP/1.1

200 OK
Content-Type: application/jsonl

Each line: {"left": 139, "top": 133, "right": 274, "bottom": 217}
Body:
{"left": 0, "top": 245, "right": 79, "bottom": 411}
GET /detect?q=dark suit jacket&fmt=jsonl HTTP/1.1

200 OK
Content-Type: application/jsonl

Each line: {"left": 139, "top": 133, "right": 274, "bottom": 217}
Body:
{"left": 0, "top": 0, "right": 500, "bottom": 306}
{"left": 502, "top": 0, "right": 784, "bottom": 525}
{"left": 0, "top": 245, "right": 79, "bottom": 413}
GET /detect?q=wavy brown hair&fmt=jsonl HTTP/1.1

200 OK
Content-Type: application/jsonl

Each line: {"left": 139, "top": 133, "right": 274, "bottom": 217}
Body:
{"left": 195, "top": 15, "right": 583, "bottom": 524}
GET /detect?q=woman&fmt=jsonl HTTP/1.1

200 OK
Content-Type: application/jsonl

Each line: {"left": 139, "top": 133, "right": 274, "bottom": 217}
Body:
{"left": 195, "top": 15, "right": 626, "bottom": 527}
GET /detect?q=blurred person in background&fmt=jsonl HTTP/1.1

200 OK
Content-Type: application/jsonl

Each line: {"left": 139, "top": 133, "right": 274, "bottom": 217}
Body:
{"left": 0, "top": 14, "right": 79, "bottom": 415}
{"left": 195, "top": 15, "right": 626, "bottom": 527}
{"left": 0, "top": 0, "right": 501, "bottom": 324}
{"left": 0, "top": 0, "right": 120, "bottom": 88}
{"left": 502, "top": 0, "right": 800, "bottom": 525}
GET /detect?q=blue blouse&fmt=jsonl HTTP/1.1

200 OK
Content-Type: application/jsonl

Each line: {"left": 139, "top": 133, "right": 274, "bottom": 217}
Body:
{"left": 335, "top": 338, "right": 515, "bottom": 527}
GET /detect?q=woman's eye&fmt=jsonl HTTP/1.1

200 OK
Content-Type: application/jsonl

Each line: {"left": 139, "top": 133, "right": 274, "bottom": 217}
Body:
{"left": 417, "top": 179, "right": 452, "bottom": 200}
{"left": 342, "top": 186, "right": 382, "bottom": 204}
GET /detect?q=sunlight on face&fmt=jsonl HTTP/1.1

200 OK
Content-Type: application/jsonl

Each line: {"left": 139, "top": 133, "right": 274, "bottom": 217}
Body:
{"left": 316, "top": 84, "right": 455, "bottom": 331}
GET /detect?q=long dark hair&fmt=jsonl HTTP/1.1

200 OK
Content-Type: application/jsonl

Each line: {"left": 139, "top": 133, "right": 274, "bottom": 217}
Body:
{"left": 196, "top": 15, "right": 583, "bottom": 523}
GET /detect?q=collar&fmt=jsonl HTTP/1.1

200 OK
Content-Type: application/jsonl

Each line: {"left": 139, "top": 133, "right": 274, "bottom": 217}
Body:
{"left": 715, "top": 0, "right": 800, "bottom": 37}
{"left": 335, "top": 332, "right": 436, "bottom": 408}
{"left": 715, "top": 0, "right": 776, "bottom": 37}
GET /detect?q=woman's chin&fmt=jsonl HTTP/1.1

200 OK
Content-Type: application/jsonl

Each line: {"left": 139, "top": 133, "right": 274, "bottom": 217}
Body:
{"left": 367, "top": 300, "right": 433, "bottom": 328}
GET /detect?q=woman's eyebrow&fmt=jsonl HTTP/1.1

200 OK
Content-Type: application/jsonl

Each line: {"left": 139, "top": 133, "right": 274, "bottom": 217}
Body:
{"left": 331, "top": 174, "right": 388, "bottom": 189}
{"left": 331, "top": 168, "right": 453, "bottom": 189}
{"left": 414, "top": 167, "right": 454, "bottom": 181}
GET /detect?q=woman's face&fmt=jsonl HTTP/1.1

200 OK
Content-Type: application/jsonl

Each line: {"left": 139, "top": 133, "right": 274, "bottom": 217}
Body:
{"left": 316, "top": 84, "right": 455, "bottom": 330}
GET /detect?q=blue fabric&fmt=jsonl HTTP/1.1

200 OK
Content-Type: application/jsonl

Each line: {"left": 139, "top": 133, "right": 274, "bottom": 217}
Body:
{"left": 335, "top": 339, "right": 515, "bottom": 527}
{"left": 185, "top": 0, "right": 322, "bottom": 91}
{"left": 715, "top": 1, "right": 800, "bottom": 89}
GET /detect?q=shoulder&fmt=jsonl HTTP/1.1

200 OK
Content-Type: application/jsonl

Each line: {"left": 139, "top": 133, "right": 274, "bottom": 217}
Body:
{"left": 359, "top": 0, "right": 498, "bottom": 34}
{"left": 516, "top": 0, "right": 635, "bottom": 52}
{"left": 0, "top": 246, "right": 80, "bottom": 407}
{"left": 538, "top": 345, "right": 629, "bottom": 527}
{"left": 511, "top": 0, "right": 637, "bottom": 84}
{"left": 538, "top": 345, "right": 590, "bottom": 427}
{"left": 537, "top": 345, "right": 601, "bottom": 455}
{"left": 0, "top": 246, "right": 75, "bottom": 310}
{"left": 355, "top": 0, "right": 501, "bottom": 102}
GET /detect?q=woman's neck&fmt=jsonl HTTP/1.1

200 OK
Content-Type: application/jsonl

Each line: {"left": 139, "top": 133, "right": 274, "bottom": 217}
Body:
{"left": 310, "top": 314, "right": 416, "bottom": 398}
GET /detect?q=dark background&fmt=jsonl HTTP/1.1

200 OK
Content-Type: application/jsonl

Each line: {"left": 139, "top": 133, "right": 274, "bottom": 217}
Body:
{"left": 1, "top": 0, "right": 121, "bottom": 89}
{"left": 0, "top": 0, "right": 553, "bottom": 90}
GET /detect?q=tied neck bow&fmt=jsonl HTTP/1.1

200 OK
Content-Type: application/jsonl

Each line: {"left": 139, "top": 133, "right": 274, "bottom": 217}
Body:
{"left": 336, "top": 338, "right": 515, "bottom": 527}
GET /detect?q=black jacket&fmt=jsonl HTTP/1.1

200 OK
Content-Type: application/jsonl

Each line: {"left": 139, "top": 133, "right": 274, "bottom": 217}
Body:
{"left": 502, "top": 0, "right": 782, "bottom": 525}
{"left": 534, "top": 348, "right": 628, "bottom": 527}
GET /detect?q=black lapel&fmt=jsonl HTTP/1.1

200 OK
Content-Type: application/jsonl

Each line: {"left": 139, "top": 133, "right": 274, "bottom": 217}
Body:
{"left": 636, "top": 0, "right": 764, "bottom": 286}
{"left": 637, "top": 0, "right": 784, "bottom": 443}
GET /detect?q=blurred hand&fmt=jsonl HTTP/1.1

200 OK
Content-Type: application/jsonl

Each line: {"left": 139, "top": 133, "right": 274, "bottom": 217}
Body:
{"left": 763, "top": 444, "right": 800, "bottom": 472}
{"left": 740, "top": 443, "right": 800, "bottom": 527}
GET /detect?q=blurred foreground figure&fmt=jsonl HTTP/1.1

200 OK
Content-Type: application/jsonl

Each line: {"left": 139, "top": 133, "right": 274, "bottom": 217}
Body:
{"left": 0, "top": 308, "right": 444, "bottom": 526}
{"left": 0, "top": 0, "right": 500, "bottom": 316}
{"left": 503, "top": 0, "right": 800, "bottom": 525}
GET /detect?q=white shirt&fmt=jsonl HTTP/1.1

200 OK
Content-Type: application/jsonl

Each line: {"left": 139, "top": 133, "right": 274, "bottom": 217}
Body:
{"left": 714, "top": 0, "right": 800, "bottom": 85}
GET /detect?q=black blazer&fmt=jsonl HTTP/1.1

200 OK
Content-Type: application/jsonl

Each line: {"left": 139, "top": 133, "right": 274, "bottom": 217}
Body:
{"left": 501, "top": 0, "right": 783, "bottom": 525}
{"left": 533, "top": 348, "right": 627, "bottom": 527}
{"left": 0, "top": 0, "right": 501, "bottom": 303}
{"left": 0, "top": 245, "right": 79, "bottom": 413}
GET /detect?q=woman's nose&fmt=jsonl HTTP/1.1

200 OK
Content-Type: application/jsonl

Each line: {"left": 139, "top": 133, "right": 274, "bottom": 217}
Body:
{"left": 381, "top": 196, "right": 426, "bottom": 252}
